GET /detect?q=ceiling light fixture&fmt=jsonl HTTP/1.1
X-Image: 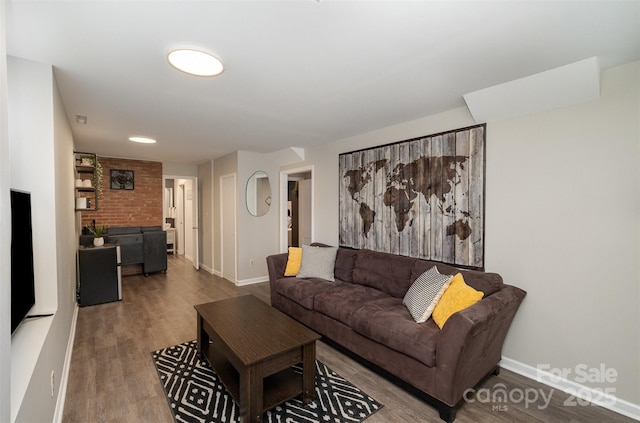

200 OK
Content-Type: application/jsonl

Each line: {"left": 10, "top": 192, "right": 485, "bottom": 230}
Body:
{"left": 129, "top": 136, "right": 157, "bottom": 144}
{"left": 167, "top": 48, "right": 224, "bottom": 77}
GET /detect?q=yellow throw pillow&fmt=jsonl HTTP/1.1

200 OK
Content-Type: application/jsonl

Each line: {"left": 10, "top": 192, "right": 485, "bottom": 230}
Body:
{"left": 432, "top": 273, "right": 484, "bottom": 329}
{"left": 284, "top": 247, "right": 303, "bottom": 276}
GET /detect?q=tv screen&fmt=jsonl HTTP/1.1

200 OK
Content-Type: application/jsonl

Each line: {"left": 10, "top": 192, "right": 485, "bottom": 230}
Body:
{"left": 10, "top": 189, "right": 36, "bottom": 334}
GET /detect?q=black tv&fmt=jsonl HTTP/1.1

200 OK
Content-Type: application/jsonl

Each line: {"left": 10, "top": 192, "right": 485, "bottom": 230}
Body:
{"left": 10, "top": 189, "right": 36, "bottom": 334}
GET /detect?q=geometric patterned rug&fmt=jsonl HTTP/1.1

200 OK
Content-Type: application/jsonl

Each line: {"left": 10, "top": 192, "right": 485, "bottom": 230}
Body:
{"left": 151, "top": 340, "right": 383, "bottom": 423}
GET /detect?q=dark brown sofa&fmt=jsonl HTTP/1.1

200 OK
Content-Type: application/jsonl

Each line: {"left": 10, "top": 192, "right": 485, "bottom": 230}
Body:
{"left": 266, "top": 246, "right": 526, "bottom": 422}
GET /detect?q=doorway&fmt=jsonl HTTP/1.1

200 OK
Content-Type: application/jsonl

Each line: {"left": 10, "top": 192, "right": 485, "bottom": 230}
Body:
{"left": 163, "top": 175, "right": 200, "bottom": 270}
{"left": 279, "top": 166, "right": 313, "bottom": 252}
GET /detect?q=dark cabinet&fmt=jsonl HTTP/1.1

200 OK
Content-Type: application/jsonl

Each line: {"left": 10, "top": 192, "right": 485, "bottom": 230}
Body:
{"left": 78, "top": 244, "right": 121, "bottom": 306}
{"left": 143, "top": 230, "right": 168, "bottom": 275}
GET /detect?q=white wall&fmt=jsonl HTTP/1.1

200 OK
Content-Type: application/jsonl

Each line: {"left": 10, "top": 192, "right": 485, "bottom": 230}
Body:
{"left": 8, "top": 56, "right": 57, "bottom": 315}
{"left": 162, "top": 162, "right": 198, "bottom": 177}
{"left": 0, "top": 3, "right": 12, "bottom": 422}
{"left": 7, "top": 56, "right": 77, "bottom": 422}
{"left": 50, "top": 63, "right": 78, "bottom": 423}
{"left": 210, "top": 150, "right": 304, "bottom": 284}
{"left": 236, "top": 151, "right": 280, "bottom": 283}
{"left": 301, "top": 62, "right": 639, "bottom": 410}
{"left": 487, "top": 62, "right": 639, "bottom": 408}
{"left": 198, "top": 161, "right": 214, "bottom": 273}
{"left": 212, "top": 152, "right": 237, "bottom": 275}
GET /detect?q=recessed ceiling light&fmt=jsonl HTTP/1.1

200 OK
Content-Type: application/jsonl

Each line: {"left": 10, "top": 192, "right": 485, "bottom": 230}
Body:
{"left": 167, "top": 48, "right": 224, "bottom": 77}
{"left": 129, "top": 136, "right": 157, "bottom": 144}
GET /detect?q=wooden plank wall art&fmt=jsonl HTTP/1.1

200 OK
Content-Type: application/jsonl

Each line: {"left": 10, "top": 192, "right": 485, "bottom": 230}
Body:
{"left": 339, "top": 124, "right": 485, "bottom": 270}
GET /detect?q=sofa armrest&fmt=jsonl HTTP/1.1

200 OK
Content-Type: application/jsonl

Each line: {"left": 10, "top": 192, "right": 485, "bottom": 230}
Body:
{"left": 266, "top": 253, "right": 288, "bottom": 304}
{"left": 434, "top": 284, "right": 526, "bottom": 406}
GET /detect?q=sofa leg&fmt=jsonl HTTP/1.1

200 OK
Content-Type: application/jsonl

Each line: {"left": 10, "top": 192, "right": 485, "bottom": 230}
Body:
{"left": 438, "top": 404, "right": 456, "bottom": 423}
{"left": 493, "top": 365, "right": 501, "bottom": 376}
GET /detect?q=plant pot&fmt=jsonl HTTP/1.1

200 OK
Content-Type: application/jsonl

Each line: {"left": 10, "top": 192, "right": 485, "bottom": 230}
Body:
{"left": 93, "top": 237, "right": 104, "bottom": 247}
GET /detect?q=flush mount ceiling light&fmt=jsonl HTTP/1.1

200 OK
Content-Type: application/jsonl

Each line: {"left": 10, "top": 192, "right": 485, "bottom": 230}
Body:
{"left": 167, "top": 48, "right": 224, "bottom": 77}
{"left": 129, "top": 136, "right": 157, "bottom": 144}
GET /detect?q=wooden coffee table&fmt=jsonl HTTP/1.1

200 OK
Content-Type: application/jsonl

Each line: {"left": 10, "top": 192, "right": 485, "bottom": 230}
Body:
{"left": 195, "top": 295, "right": 321, "bottom": 423}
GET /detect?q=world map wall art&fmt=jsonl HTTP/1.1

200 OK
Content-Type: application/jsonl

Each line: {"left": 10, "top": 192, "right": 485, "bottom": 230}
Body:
{"left": 339, "top": 124, "right": 485, "bottom": 270}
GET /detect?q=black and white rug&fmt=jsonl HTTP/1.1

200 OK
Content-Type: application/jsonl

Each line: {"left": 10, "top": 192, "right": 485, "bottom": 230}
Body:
{"left": 152, "top": 340, "right": 383, "bottom": 423}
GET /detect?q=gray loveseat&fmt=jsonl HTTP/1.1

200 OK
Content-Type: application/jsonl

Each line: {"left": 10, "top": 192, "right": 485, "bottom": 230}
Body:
{"left": 266, "top": 246, "right": 526, "bottom": 422}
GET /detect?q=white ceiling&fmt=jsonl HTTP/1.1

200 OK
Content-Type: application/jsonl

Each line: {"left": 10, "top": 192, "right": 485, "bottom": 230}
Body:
{"left": 6, "top": 1, "right": 639, "bottom": 164}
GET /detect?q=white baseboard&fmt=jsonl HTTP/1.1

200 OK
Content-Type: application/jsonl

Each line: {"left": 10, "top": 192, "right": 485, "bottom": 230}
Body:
{"left": 500, "top": 357, "right": 640, "bottom": 421}
{"left": 236, "top": 276, "right": 269, "bottom": 286}
{"left": 199, "top": 263, "right": 214, "bottom": 274}
{"left": 53, "top": 303, "right": 78, "bottom": 423}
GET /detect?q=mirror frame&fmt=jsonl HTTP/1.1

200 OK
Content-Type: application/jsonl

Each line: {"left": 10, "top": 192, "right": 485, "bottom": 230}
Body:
{"left": 246, "top": 170, "right": 272, "bottom": 217}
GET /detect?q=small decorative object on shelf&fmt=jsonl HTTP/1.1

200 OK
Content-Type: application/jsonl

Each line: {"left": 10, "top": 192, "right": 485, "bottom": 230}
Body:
{"left": 87, "top": 223, "right": 106, "bottom": 247}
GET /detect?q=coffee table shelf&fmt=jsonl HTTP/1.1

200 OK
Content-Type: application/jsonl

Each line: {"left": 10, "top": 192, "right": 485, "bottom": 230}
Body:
{"left": 204, "top": 341, "right": 304, "bottom": 412}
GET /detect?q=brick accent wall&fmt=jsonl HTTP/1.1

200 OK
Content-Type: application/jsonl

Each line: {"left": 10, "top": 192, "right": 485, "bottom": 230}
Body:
{"left": 81, "top": 157, "right": 163, "bottom": 229}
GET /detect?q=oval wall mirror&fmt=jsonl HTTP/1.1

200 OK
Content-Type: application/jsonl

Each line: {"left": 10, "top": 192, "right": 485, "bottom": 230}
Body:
{"left": 246, "top": 171, "right": 272, "bottom": 217}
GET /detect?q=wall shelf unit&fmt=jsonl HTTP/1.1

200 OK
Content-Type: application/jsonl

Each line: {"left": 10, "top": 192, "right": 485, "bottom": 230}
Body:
{"left": 74, "top": 151, "right": 99, "bottom": 211}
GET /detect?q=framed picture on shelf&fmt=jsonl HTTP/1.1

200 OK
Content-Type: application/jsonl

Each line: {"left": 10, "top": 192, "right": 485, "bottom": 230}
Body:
{"left": 110, "top": 169, "right": 134, "bottom": 190}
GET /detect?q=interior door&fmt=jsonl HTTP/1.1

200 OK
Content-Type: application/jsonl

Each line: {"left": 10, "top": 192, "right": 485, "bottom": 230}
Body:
{"left": 177, "top": 183, "right": 185, "bottom": 255}
{"left": 221, "top": 174, "right": 236, "bottom": 283}
{"left": 298, "top": 179, "right": 312, "bottom": 246}
{"left": 191, "top": 177, "right": 199, "bottom": 270}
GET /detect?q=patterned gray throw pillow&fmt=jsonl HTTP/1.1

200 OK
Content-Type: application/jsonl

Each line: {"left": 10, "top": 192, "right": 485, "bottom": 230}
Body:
{"left": 403, "top": 266, "right": 453, "bottom": 323}
{"left": 296, "top": 245, "right": 338, "bottom": 282}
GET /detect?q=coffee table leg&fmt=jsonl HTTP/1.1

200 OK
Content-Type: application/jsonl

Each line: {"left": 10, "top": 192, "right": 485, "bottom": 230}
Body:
{"left": 196, "top": 314, "right": 208, "bottom": 360}
{"left": 239, "top": 362, "right": 264, "bottom": 423}
{"left": 302, "top": 342, "right": 316, "bottom": 404}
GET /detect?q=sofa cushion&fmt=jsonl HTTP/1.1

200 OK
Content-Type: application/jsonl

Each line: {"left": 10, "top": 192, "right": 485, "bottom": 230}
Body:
{"left": 411, "top": 260, "right": 503, "bottom": 296}
{"left": 403, "top": 266, "right": 453, "bottom": 323}
{"left": 351, "top": 297, "right": 440, "bottom": 367}
{"left": 432, "top": 273, "right": 484, "bottom": 329}
{"left": 275, "top": 277, "right": 337, "bottom": 310}
{"left": 334, "top": 248, "right": 359, "bottom": 283}
{"left": 314, "top": 284, "right": 389, "bottom": 326}
{"left": 140, "top": 226, "right": 163, "bottom": 232}
{"left": 351, "top": 249, "right": 417, "bottom": 298}
{"left": 284, "top": 247, "right": 303, "bottom": 276}
{"left": 106, "top": 226, "right": 141, "bottom": 235}
{"left": 297, "top": 245, "right": 338, "bottom": 281}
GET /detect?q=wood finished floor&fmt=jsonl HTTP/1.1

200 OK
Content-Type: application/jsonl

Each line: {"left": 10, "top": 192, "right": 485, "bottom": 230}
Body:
{"left": 63, "top": 255, "right": 635, "bottom": 423}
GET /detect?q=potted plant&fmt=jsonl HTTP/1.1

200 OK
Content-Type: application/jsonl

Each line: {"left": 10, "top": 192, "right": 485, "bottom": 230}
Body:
{"left": 89, "top": 156, "right": 104, "bottom": 198}
{"left": 88, "top": 224, "right": 106, "bottom": 247}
